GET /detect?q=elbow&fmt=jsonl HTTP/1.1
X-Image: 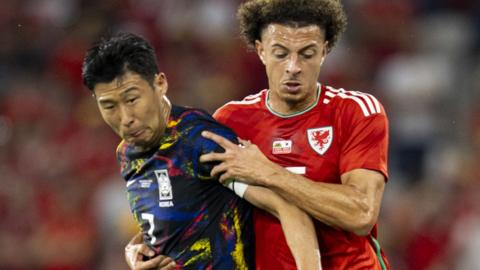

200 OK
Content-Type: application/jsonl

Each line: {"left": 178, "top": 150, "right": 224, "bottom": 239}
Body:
{"left": 350, "top": 210, "right": 377, "bottom": 236}
{"left": 351, "top": 221, "right": 375, "bottom": 236}
{"left": 349, "top": 198, "right": 378, "bottom": 236}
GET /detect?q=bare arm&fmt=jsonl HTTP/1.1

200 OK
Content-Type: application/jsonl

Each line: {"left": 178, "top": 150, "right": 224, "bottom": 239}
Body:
{"left": 243, "top": 185, "right": 321, "bottom": 270}
{"left": 265, "top": 167, "right": 385, "bottom": 235}
{"left": 200, "top": 131, "right": 385, "bottom": 236}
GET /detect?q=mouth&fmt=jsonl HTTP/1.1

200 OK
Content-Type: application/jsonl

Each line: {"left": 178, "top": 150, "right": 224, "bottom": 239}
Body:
{"left": 283, "top": 81, "right": 302, "bottom": 93}
{"left": 128, "top": 129, "right": 145, "bottom": 138}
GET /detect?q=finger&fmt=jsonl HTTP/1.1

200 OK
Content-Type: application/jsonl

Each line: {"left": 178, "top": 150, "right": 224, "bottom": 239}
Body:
{"left": 158, "top": 256, "right": 177, "bottom": 269}
{"left": 211, "top": 163, "right": 228, "bottom": 178}
{"left": 125, "top": 244, "right": 140, "bottom": 268}
{"left": 218, "top": 172, "right": 233, "bottom": 184}
{"left": 135, "top": 255, "right": 173, "bottom": 270}
{"left": 158, "top": 261, "right": 177, "bottom": 270}
{"left": 136, "top": 244, "right": 155, "bottom": 257}
{"left": 202, "top": 131, "right": 236, "bottom": 150}
{"left": 199, "top": 152, "right": 226, "bottom": 163}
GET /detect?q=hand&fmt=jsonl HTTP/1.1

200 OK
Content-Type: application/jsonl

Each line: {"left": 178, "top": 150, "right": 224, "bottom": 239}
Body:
{"left": 199, "top": 131, "right": 277, "bottom": 186}
{"left": 125, "top": 233, "right": 176, "bottom": 270}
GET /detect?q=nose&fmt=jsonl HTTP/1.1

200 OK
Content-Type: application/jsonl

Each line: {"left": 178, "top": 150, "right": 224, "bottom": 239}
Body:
{"left": 286, "top": 54, "right": 301, "bottom": 75}
{"left": 119, "top": 105, "right": 134, "bottom": 127}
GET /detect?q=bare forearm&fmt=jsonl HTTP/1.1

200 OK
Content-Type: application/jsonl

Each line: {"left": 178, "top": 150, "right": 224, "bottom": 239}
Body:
{"left": 244, "top": 186, "right": 321, "bottom": 269}
{"left": 264, "top": 166, "right": 384, "bottom": 235}
{"left": 277, "top": 203, "right": 321, "bottom": 270}
{"left": 275, "top": 179, "right": 369, "bottom": 233}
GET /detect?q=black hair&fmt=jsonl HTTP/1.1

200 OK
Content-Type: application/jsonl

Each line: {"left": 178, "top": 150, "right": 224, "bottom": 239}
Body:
{"left": 237, "top": 0, "right": 347, "bottom": 52}
{"left": 82, "top": 32, "right": 159, "bottom": 90}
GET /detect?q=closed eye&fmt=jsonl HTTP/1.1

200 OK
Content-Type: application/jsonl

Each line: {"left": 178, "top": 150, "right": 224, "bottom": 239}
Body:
{"left": 101, "top": 103, "right": 115, "bottom": 110}
{"left": 302, "top": 50, "right": 316, "bottom": 59}
{"left": 126, "top": 97, "right": 139, "bottom": 105}
{"left": 274, "top": 52, "right": 288, "bottom": 59}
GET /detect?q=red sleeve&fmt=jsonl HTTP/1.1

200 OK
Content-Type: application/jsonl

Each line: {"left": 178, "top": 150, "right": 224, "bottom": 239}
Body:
{"left": 213, "top": 105, "right": 231, "bottom": 125}
{"left": 338, "top": 99, "right": 389, "bottom": 179}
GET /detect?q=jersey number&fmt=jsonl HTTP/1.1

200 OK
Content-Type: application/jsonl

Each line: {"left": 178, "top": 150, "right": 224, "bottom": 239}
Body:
{"left": 141, "top": 213, "right": 156, "bottom": 245}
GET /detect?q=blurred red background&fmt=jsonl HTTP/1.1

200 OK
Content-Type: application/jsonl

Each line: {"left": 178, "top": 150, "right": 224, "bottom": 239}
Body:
{"left": 1, "top": 0, "right": 480, "bottom": 269}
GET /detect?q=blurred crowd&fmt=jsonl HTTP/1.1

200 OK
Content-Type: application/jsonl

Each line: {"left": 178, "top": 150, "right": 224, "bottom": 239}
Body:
{"left": 0, "top": 0, "right": 479, "bottom": 269}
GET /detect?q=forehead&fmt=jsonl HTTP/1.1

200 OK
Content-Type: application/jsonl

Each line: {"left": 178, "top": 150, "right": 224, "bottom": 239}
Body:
{"left": 94, "top": 72, "right": 149, "bottom": 98}
{"left": 260, "top": 24, "right": 325, "bottom": 46}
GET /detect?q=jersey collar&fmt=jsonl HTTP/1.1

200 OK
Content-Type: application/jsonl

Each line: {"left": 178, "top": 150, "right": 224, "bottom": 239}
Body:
{"left": 266, "top": 83, "right": 321, "bottom": 118}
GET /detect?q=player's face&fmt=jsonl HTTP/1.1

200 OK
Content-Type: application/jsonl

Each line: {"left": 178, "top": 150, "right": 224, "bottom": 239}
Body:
{"left": 256, "top": 24, "right": 328, "bottom": 114}
{"left": 93, "top": 71, "right": 170, "bottom": 150}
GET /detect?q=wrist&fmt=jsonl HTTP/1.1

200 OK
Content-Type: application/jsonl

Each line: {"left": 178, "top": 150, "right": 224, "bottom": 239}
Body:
{"left": 261, "top": 162, "right": 284, "bottom": 187}
{"left": 225, "top": 179, "right": 249, "bottom": 198}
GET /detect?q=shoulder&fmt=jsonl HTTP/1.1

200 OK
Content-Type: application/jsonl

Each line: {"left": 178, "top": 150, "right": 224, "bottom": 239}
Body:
{"left": 172, "top": 105, "right": 213, "bottom": 124}
{"left": 213, "top": 90, "right": 265, "bottom": 121}
{"left": 169, "top": 106, "right": 219, "bottom": 135}
{"left": 171, "top": 105, "right": 236, "bottom": 141}
{"left": 115, "top": 140, "right": 127, "bottom": 162}
{"left": 322, "top": 85, "right": 386, "bottom": 119}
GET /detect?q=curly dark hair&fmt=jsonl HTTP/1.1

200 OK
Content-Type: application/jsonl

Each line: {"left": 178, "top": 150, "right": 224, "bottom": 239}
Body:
{"left": 82, "top": 33, "right": 159, "bottom": 91}
{"left": 237, "top": 0, "right": 347, "bottom": 52}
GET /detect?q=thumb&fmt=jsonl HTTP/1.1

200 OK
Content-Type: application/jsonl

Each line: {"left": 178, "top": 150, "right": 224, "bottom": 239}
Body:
{"left": 137, "top": 244, "right": 156, "bottom": 257}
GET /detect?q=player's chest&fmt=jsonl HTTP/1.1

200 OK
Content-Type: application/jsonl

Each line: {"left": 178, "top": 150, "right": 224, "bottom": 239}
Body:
{"left": 248, "top": 116, "right": 341, "bottom": 183}
{"left": 122, "top": 152, "right": 202, "bottom": 207}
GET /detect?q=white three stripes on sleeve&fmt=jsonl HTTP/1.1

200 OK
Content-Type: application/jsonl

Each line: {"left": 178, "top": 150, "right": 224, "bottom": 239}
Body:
{"left": 324, "top": 86, "right": 381, "bottom": 117}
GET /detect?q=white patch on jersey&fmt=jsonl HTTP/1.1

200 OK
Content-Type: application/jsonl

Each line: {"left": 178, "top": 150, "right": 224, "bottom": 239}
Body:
{"left": 285, "top": 166, "right": 306, "bottom": 174}
{"left": 159, "top": 201, "right": 174, "bottom": 207}
{"left": 139, "top": 179, "right": 152, "bottom": 188}
{"left": 307, "top": 126, "right": 333, "bottom": 155}
{"left": 155, "top": 169, "right": 174, "bottom": 207}
{"left": 272, "top": 139, "right": 292, "bottom": 154}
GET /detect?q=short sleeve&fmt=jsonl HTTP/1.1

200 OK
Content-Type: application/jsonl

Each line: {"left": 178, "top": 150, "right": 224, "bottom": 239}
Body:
{"left": 213, "top": 105, "right": 232, "bottom": 126}
{"left": 184, "top": 117, "right": 239, "bottom": 180}
{"left": 338, "top": 99, "right": 389, "bottom": 179}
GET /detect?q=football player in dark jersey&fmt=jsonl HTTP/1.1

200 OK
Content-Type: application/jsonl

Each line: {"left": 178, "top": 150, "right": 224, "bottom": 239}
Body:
{"left": 82, "top": 33, "right": 320, "bottom": 270}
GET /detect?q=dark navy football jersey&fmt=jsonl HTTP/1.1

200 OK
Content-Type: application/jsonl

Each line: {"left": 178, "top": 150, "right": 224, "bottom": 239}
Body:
{"left": 116, "top": 105, "right": 255, "bottom": 269}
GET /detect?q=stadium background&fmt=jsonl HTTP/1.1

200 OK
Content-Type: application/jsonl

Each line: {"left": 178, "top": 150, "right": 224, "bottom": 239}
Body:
{"left": 0, "top": 0, "right": 479, "bottom": 269}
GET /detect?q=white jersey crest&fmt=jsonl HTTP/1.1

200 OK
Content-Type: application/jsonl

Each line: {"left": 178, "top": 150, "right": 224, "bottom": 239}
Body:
{"left": 155, "top": 169, "right": 174, "bottom": 207}
{"left": 307, "top": 126, "right": 333, "bottom": 155}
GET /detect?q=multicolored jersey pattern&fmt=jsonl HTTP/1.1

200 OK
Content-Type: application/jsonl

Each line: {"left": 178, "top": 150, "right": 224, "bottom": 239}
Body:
{"left": 117, "top": 105, "right": 255, "bottom": 270}
{"left": 214, "top": 84, "right": 390, "bottom": 270}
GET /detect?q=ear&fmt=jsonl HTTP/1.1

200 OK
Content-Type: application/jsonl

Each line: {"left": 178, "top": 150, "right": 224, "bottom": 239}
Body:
{"left": 154, "top": 72, "right": 168, "bottom": 96}
{"left": 255, "top": 40, "right": 266, "bottom": 65}
{"left": 320, "top": 41, "right": 329, "bottom": 65}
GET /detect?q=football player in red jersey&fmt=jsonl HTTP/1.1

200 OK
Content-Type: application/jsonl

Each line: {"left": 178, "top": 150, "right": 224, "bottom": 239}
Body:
{"left": 199, "top": 0, "right": 391, "bottom": 269}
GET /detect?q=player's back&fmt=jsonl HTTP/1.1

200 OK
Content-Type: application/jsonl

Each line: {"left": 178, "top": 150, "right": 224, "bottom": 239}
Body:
{"left": 118, "top": 105, "right": 255, "bottom": 269}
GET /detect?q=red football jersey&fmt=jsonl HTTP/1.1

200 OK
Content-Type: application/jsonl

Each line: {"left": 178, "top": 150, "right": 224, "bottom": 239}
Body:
{"left": 213, "top": 84, "right": 390, "bottom": 270}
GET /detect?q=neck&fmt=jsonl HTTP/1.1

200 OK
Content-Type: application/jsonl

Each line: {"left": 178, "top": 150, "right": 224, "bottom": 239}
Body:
{"left": 267, "top": 85, "right": 319, "bottom": 117}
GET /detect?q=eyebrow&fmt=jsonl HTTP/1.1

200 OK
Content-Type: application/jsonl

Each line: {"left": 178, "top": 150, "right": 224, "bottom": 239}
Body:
{"left": 299, "top": 44, "right": 318, "bottom": 53}
{"left": 97, "top": 86, "right": 140, "bottom": 104}
{"left": 121, "top": 87, "right": 140, "bottom": 96}
{"left": 271, "top": 43, "right": 318, "bottom": 53}
{"left": 98, "top": 99, "right": 115, "bottom": 105}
